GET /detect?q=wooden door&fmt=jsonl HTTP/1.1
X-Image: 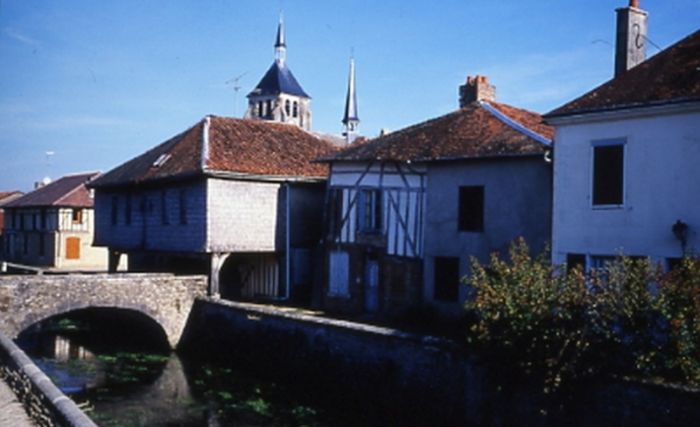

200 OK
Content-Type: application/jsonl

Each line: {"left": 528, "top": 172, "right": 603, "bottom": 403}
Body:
{"left": 66, "top": 237, "right": 80, "bottom": 260}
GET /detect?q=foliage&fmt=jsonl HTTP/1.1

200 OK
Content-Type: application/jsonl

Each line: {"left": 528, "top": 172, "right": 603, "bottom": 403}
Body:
{"left": 465, "top": 238, "right": 700, "bottom": 393}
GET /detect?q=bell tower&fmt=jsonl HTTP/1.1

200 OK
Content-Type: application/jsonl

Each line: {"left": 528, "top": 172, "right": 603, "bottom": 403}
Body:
{"left": 244, "top": 16, "right": 312, "bottom": 130}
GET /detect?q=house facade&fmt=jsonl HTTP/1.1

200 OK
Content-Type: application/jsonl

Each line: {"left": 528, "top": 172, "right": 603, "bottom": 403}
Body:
{"left": 2, "top": 173, "right": 109, "bottom": 271}
{"left": 90, "top": 116, "right": 335, "bottom": 303}
{"left": 545, "top": 28, "right": 700, "bottom": 269}
{"left": 320, "top": 76, "right": 553, "bottom": 315}
{"left": 0, "top": 191, "right": 23, "bottom": 259}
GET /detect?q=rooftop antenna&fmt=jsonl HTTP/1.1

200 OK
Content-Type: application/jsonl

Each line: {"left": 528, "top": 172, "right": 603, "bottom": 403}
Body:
{"left": 225, "top": 71, "right": 248, "bottom": 117}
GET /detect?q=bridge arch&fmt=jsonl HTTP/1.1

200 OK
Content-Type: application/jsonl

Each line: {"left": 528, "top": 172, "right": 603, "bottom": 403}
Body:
{"left": 16, "top": 305, "right": 171, "bottom": 350}
{"left": 0, "top": 273, "right": 207, "bottom": 348}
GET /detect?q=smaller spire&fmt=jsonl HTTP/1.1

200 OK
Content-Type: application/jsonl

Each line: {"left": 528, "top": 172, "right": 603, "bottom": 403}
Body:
{"left": 275, "top": 14, "right": 286, "bottom": 65}
{"left": 342, "top": 56, "right": 360, "bottom": 143}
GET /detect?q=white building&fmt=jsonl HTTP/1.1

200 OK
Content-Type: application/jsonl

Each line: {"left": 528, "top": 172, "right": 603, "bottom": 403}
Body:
{"left": 545, "top": 8, "right": 700, "bottom": 270}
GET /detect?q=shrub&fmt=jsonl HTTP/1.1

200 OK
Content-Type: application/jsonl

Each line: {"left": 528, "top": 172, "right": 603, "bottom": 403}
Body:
{"left": 465, "top": 239, "right": 700, "bottom": 391}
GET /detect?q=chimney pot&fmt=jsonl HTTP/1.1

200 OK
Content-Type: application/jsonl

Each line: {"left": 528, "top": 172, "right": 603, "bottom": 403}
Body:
{"left": 629, "top": 0, "right": 639, "bottom": 8}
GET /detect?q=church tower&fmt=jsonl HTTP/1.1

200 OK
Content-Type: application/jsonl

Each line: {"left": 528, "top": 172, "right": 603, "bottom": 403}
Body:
{"left": 342, "top": 57, "right": 360, "bottom": 144}
{"left": 245, "top": 16, "right": 312, "bottom": 130}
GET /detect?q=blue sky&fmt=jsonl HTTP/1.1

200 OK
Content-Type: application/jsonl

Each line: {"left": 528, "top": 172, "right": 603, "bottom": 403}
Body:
{"left": 1, "top": 0, "right": 698, "bottom": 191}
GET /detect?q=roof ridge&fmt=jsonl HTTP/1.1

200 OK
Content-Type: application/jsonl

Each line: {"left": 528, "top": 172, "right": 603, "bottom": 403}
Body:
{"left": 479, "top": 101, "right": 552, "bottom": 146}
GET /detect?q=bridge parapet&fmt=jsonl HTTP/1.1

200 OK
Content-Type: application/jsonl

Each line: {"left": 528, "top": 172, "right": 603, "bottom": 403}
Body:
{"left": 0, "top": 273, "right": 207, "bottom": 348}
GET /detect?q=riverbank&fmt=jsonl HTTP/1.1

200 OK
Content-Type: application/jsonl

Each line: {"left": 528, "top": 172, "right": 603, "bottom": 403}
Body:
{"left": 181, "top": 297, "right": 700, "bottom": 426}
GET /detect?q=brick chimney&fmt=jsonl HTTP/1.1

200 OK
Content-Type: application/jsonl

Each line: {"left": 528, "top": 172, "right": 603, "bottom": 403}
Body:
{"left": 615, "top": 0, "right": 648, "bottom": 77}
{"left": 459, "top": 75, "right": 496, "bottom": 107}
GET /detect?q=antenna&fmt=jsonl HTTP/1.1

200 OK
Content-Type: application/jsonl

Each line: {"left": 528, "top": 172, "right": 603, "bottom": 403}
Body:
{"left": 226, "top": 72, "right": 248, "bottom": 117}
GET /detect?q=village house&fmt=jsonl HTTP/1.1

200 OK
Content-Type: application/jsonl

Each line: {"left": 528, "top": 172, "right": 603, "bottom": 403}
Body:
{"left": 319, "top": 76, "right": 553, "bottom": 316}
{"left": 544, "top": 2, "right": 700, "bottom": 270}
{"left": 2, "top": 172, "right": 110, "bottom": 271}
{"left": 89, "top": 116, "right": 335, "bottom": 302}
{"left": 0, "top": 191, "right": 23, "bottom": 259}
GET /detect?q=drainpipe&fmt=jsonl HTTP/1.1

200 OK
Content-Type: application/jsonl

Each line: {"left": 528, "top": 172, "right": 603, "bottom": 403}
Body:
{"left": 285, "top": 183, "right": 291, "bottom": 300}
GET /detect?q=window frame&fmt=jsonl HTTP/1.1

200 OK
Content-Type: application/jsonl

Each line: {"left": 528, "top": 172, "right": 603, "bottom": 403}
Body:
{"left": 357, "top": 189, "right": 382, "bottom": 233}
{"left": 591, "top": 139, "right": 626, "bottom": 209}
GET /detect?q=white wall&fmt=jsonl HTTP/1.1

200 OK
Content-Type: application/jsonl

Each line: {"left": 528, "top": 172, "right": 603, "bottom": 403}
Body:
{"left": 552, "top": 108, "right": 700, "bottom": 266}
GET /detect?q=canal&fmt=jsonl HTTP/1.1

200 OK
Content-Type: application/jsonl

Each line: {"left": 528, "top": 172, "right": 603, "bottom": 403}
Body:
{"left": 15, "top": 313, "right": 372, "bottom": 427}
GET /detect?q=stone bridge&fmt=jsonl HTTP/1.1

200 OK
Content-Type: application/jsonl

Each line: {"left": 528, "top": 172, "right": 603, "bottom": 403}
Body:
{"left": 0, "top": 273, "right": 207, "bottom": 348}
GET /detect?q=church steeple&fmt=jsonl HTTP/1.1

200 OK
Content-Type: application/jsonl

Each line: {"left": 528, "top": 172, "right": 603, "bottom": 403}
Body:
{"left": 275, "top": 15, "right": 286, "bottom": 65}
{"left": 244, "top": 17, "right": 312, "bottom": 130}
{"left": 342, "top": 57, "right": 360, "bottom": 144}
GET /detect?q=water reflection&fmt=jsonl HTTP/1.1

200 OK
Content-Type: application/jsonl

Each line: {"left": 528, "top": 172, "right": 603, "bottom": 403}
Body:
{"left": 18, "top": 326, "right": 334, "bottom": 426}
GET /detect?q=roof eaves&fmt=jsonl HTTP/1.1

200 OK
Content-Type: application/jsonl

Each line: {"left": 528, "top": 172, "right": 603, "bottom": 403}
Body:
{"left": 204, "top": 169, "right": 326, "bottom": 183}
{"left": 544, "top": 98, "right": 700, "bottom": 121}
{"left": 480, "top": 101, "right": 551, "bottom": 146}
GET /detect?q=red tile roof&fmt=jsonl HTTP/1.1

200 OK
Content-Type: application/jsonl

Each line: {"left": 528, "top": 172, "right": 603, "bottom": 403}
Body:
{"left": 321, "top": 101, "right": 552, "bottom": 162}
{"left": 5, "top": 173, "right": 99, "bottom": 208}
{"left": 91, "top": 116, "right": 337, "bottom": 188}
{"left": 546, "top": 30, "right": 700, "bottom": 118}
{"left": 0, "top": 191, "right": 23, "bottom": 207}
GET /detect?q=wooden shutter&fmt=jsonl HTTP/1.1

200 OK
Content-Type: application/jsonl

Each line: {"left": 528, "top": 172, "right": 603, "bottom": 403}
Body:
{"left": 66, "top": 237, "right": 80, "bottom": 260}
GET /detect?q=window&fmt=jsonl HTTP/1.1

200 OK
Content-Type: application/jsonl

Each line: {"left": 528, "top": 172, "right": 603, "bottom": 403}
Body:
{"left": 328, "top": 250, "right": 350, "bottom": 297}
{"left": 111, "top": 196, "right": 118, "bottom": 225}
{"left": 66, "top": 237, "right": 80, "bottom": 260}
{"left": 458, "top": 186, "right": 484, "bottom": 232}
{"left": 257, "top": 102, "right": 263, "bottom": 117}
{"left": 40, "top": 209, "right": 46, "bottom": 230}
{"left": 266, "top": 100, "right": 272, "bottom": 117}
{"left": 293, "top": 101, "right": 298, "bottom": 118}
{"left": 566, "top": 253, "right": 586, "bottom": 272}
{"left": 434, "top": 257, "right": 460, "bottom": 302}
{"left": 125, "top": 195, "right": 132, "bottom": 225}
{"left": 358, "top": 190, "right": 381, "bottom": 232}
{"left": 72, "top": 208, "right": 83, "bottom": 224}
{"left": 285, "top": 100, "right": 291, "bottom": 116}
{"left": 590, "top": 255, "right": 616, "bottom": 271}
{"left": 161, "top": 190, "right": 169, "bottom": 225}
{"left": 179, "top": 189, "right": 187, "bottom": 225}
{"left": 592, "top": 142, "right": 624, "bottom": 206}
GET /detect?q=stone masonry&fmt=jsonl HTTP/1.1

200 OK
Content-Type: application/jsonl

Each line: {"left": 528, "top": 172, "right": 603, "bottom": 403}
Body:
{"left": 0, "top": 273, "right": 207, "bottom": 348}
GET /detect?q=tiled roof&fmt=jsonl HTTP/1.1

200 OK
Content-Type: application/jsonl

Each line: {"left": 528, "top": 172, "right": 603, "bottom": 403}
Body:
{"left": 546, "top": 30, "right": 700, "bottom": 118}
{"left": 90, "top": 116, "right": 337, "bottom": 188}
{"left": 321, "top": 101, "right": 552, "bottom": 162}
{"left": 5, "top": 173, "right": 99, "bottom": 208}
{"left": 0, "top": 191, "right": 23, "bottom": 207}
{"left": 248, "top": 62, "right": 310, "bottom": 98}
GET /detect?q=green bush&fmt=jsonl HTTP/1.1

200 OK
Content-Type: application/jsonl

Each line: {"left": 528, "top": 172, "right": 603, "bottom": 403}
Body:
{"left": 465, "top": 238, "right": 700, "bottom": 392}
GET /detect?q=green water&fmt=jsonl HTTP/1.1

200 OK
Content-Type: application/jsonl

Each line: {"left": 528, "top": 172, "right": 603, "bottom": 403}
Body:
{"left": 17, "top": 322, "right": 342, "bottom": 427}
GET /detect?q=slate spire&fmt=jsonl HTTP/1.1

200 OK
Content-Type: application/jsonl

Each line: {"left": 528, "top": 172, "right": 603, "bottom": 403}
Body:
{"left": 275, "top": 14, "right": 286, "bottom": 65}
{"left": 342, "top": 57, "right": 360, "bottom": 143}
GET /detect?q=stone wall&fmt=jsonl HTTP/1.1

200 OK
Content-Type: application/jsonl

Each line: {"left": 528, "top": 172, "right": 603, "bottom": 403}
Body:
{"left": 181, "top": 298, "right": 700, "bottom": 426}
{"left": 0, "top": 331, "right": 97, "bottom": 427}
{"left": 0, "top": 273, "right": 207, "bottom": 348}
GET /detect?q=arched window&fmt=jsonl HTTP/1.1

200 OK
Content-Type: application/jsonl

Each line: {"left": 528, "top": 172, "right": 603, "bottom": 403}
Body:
{"left": 285, "top": 100, "right": 291, "bottom": 116}
{"left": 258, "top": 102, "right": 263, "bottom": 117}
{"left": 293, "top": 101, "right": 298, "bottom": 117}
{"left": 266, "top": 100, "right": 272, "bottom": 117}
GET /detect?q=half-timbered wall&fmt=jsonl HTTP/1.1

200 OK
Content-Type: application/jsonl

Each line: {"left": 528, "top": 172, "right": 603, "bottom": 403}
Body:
{"left": 328, "top": 161, "right": 426, "bottom": 258}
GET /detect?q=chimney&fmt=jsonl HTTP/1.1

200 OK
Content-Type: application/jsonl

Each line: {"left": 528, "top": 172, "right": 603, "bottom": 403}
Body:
{"left": 459, "top": 75, "right": 496, "bottom": 107}
{"left": 615, "top": 0, "right": 648, "bottom": 77}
